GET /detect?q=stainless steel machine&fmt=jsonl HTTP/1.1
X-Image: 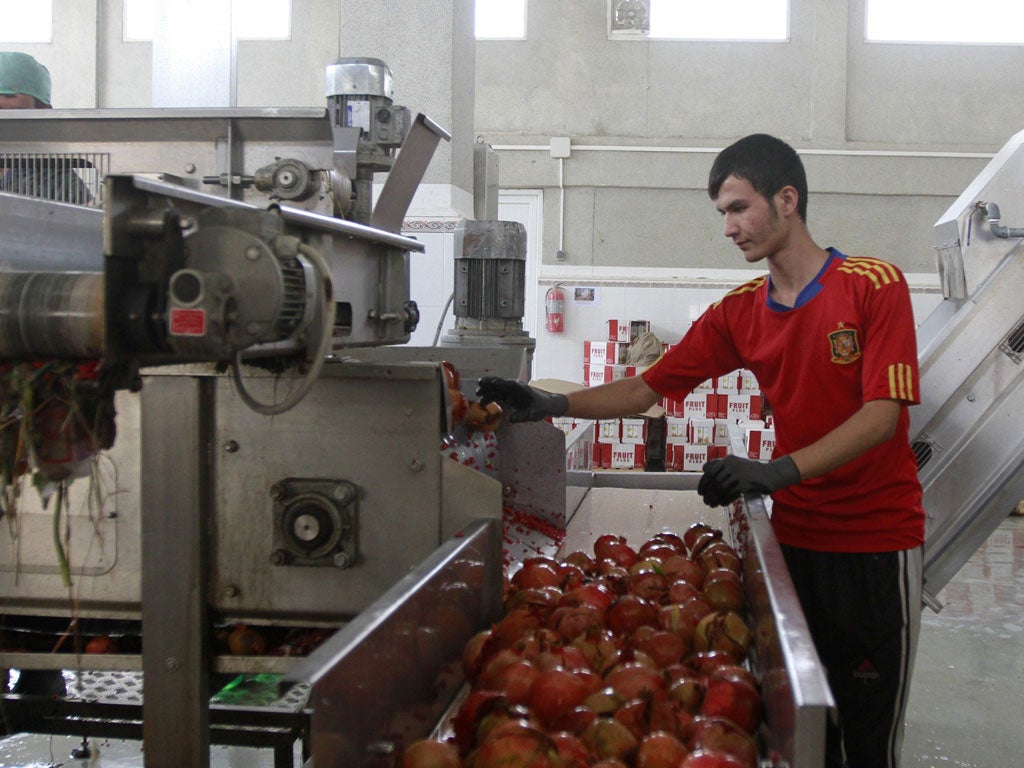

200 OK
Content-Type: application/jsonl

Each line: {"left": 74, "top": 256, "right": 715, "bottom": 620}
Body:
{"left": 0, "top": 58, "right": 526, "bottom": 768}
{"left": 912, "top": 126, "right": 1024, "bottom": 609}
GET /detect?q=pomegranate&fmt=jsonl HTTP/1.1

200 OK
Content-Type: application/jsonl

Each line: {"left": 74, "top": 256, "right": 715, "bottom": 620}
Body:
{"left": 469, "top": 723, "right": 560, "bottom": 768}
{"left": 563, "top": 550, "right": 597, "bottom": 573}
{"left": 686, "top": 716, "right": 760, "bottom": 768}
{"left": 633, "top": 628, "right": 686, "bottom": 668}
{"left": 594, "top": 534, "right": 628, "bottom": 560}
{"left": 697, "top": 543, "right": 742, "bottom": 575}
{"left": 657, "top": 604, "right": 698, "bottom": 648}
{"left": 550, "top": 731, "right": 595, "bottom": 768}
{"left": 628, "top": 569, "right": 668, "bottom": 602}
{"left": 702, "top": 570, "right": 745, "bottom": 614}
{"left": 636, "top": 542, "right": 679, "bottom": 562}
{"left": 700, "top": 675, "right": 761, "bottom": 734}
{"left": 479, "top": 658, "right": 540, "bottom": 705}
{"left": 562, "top": 582, "right": 616, "bottom": 613}
{"left": 490, "top": 608, "right": 543, "bottom": 649}
{"left": 526, "top": 666, "right": 593, "bottom": 726}
{"left": 582, "top": 686, "right": 626, "bottom": 715}
{"left": 682, "top": 523, "right": 720, "bottom": 555}
{"left": 85, "top": 635, "right": 119, "bottom": 654}
{"left": 685, "top": 650, "right": 738, "bottom": 677}
{"left": 226, "top": 623, "right": 266, "bottom": 655}
{"left": 400, "top": 738, "right": 461, "bottom": 768}
{"left": 512, "top": 560, "right": 564, "bottom": 590}
{"left": 451, "top": 690, "right": 507, "bottom": 754}
{"left": 581, "top": 717, "right": 639, "bottom": 762}
{"left": 604, "top": 662, "right": 667, "bottom": 700}
{"left": 549, "top": 604, "right": 605, "bottom": 642}
{"left": 548, "top": 705, "right": 598, "bottom": 736}
{"left": 636, "top": 731, "right": 690, "bottom": 768}
{"left": 606, "top": 595, "right": 659, "bottom": 636}
{"left": 694, "top": 611, "right": 752, "bottom": 663}
{"left": 464, "top": 400, "right": 503, "bottom": 432}
{"left": 668, "top": 675, "right": 705, "bottom": 713}
{"left": 679, "top": 749, "right": 747, "bottom": 768}
{"left": 506, "top": 587, "right": 563, "bottom": 617}
{"left": 649, "top": 532, "right": 686, "bottom": 551}
{"left": 661, "top": 555, "right": 705, "bottom": 586}
{"left": 614, "top": 697, "right": 654, "bottom": 741}
{"left": 462, "top": 629, "right": 493, "bottom": 678}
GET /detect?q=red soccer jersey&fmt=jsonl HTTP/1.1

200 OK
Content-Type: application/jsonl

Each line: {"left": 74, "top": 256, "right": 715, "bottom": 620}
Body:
{"left": 642, "top": 249, "right": 924, "bottom": 552}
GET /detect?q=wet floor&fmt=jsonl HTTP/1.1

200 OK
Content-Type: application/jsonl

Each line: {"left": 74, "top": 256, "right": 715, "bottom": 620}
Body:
{"left": 3, "top": 515, "right": 1022, "bottom": 768}
{"left": 901, "top": 514, "right": 1024, "bottom": 768}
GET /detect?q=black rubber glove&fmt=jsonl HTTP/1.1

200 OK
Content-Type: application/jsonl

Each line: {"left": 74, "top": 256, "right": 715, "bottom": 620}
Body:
{"left": 697, "top": 454, "right": 801, "bottom": 507}
{"left": 476, "top": 376, "right": 569, "bottom": 423}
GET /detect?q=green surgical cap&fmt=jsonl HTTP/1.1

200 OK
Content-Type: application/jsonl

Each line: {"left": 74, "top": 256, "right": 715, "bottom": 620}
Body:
{"left": 0, "top": 52, "right": 51, "bottom": 105}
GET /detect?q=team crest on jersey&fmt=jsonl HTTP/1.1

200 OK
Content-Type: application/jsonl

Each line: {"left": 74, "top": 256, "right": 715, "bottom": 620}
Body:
{"left": 829, "top": 323, "right": 861, "bottom": 364}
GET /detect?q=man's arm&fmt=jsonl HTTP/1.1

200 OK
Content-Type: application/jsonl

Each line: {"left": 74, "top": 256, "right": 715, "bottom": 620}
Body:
{"left": 477, "top": 374, "right": 662, "bottom": 423}
{"left": 563, "top": 376, "right": 662, "bottom": 420}
{"left": 786, "top": 397, "right": 901, "bottom": 480}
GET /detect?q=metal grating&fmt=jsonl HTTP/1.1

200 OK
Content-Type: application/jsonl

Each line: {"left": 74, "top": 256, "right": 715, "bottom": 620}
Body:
{"left": 912, "top": 437, "right": 935, "bottom": 470}
{"left": 59, "top": 669, "right": 311, "bottom": 711}
{"left": 999, "top": 315, "right": 1024, "bottom": 364}
{"left": 0, "top": 151, "right": 109, "bottom": 207}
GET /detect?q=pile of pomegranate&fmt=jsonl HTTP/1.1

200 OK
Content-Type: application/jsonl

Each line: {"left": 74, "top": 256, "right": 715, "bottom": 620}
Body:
{"left": 400, "top": 523, "right": 763, "bottom": 768}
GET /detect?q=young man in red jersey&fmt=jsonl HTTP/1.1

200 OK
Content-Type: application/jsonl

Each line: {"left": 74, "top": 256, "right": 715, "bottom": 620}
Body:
{"left": 478, "top": 133, "right": 925, "bottom": 768}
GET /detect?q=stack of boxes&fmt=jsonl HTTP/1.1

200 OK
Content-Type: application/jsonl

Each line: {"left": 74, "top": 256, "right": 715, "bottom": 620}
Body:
{"left": 582, "top": 319, "right": 663, "bottom": 470}
{"left": 662, "top": 366, "right": 774, "bottom": 471}
{"left": 581, "top": 319, "right": 654, "bottom": 387}
{"left": 548, "top": 321, "right": 776, "bottom": 472}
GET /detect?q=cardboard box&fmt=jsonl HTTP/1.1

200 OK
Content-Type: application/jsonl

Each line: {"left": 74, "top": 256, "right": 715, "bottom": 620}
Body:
{"left": 682, "top": 392, "right": 719, "bottom": 419}
{"left": 738, "top": 369, "right": 761, "bottom": 394}
{"left": 594, "top": 418, "right": 622, "bottom": 443}
{"left": 583, "top": 340, "right": 627, "bottom": 365}
{"left": 607, "top": 319, "right": 630, "bottom": 342}
{"left": 550, "top": 416, "right": 578, "bottom": 435}
{"left": 665, "top": 416, "right": 688, "bottom": 443}
{"left": 620, "top": 417, "right": 648, "bottom": 445}
{"left": 599, "top": 442, "right": 647, "bottom": 469}
{"left": 686, "top": 417, "right": 716, "bottom": 446}
{"left": 583, "top": 363, "right": 639, "bottom": 387}
{"left": 666, "top": 442, "right": 727, "bottom": 472}
{"left": 607, "top": 319, "right": 651, "bottom": 343}
{"left": 746, "top": 427, "right": 776, "bottom": 460}
{"left": 721, "top": 394, "right": 763, "bottom": 421}
{"left": 715, "top": 370, "right": 742, "bottom": 395}
{"left": 713, "top": 419, "right": 732, "bottom": 446}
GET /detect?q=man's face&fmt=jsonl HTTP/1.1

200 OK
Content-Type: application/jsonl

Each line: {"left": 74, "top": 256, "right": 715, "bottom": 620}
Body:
{"left": 714, "top": 175, "right": 789, "bottom": 264}
{"left": 0, "top": 93, "right": 39, "bottom": 109}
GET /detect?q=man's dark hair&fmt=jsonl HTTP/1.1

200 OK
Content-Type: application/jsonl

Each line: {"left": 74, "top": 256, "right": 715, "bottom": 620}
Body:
{"left": 707, "top": 134, "right": 808, "bottom": 221}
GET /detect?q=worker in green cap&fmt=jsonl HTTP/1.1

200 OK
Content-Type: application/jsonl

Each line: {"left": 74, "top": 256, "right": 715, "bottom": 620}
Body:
{"left": 0, "top": 51, "right": 93, "bottom": 204}
{"left": 0, "top": 50, "right": 52, "bottom": 109}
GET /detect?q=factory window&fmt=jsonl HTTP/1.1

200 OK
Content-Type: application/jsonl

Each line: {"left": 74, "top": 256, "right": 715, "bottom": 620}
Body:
{"left": 867, "top": 0, "right": 1024, "bottom": 44}
{"left": 0, "top": 1, "right": 52, "bottom": 43}
{"left": 124, "top": 0, "right": 291, "bottom": 42}
{"left": 476, "top": 0, "right": 527, "bottom": 40}
{"left": 648, "top": 0, "right": 788, "bottom": 41}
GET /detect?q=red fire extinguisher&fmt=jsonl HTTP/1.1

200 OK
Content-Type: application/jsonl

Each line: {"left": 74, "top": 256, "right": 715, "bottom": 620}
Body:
{"left": 545, "top": 284, "right": 565, "bottom": 333}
